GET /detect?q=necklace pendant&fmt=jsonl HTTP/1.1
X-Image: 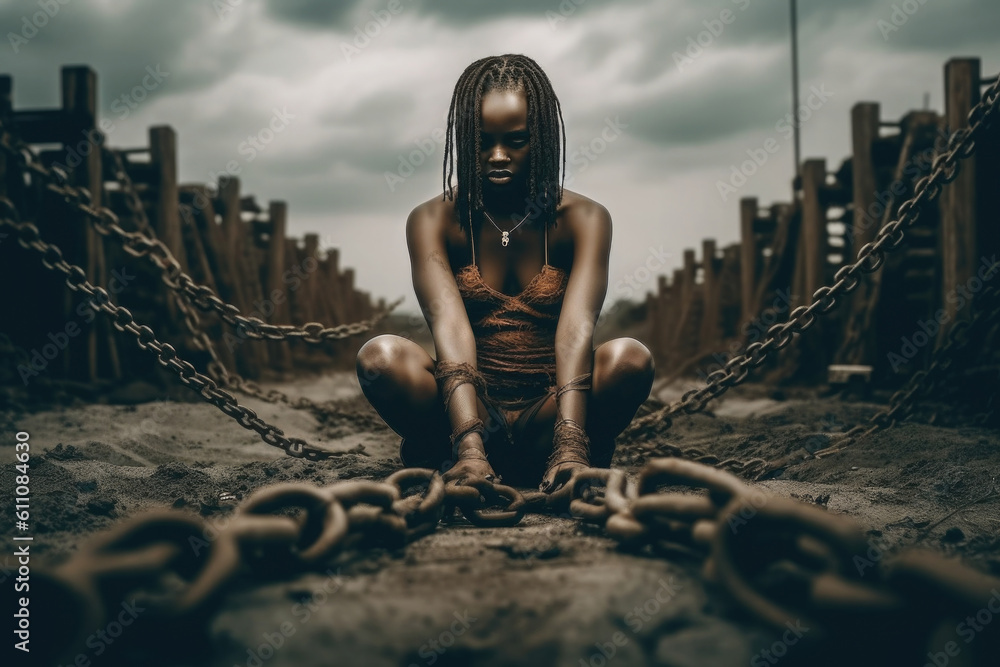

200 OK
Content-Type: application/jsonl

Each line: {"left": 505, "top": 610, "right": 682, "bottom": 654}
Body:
{"left": 501, "top": 231, "right": 509, "bottom": 247}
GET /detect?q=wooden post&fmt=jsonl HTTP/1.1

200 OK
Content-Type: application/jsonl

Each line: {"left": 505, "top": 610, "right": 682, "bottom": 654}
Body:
{"left": 63, "top": 66, "right": 119, "bottom": 382}
{"left": 343, "top": 268, "right": 357, "bottom": 322}
{"left": 265, "top": 201, "right": 292, "bottom": 372}
{"left": 149, "top": 126, "right": 188, "bottom": 272}
{"left": 699, "top": 239, "right": 720, "bottom": 344}
{"left": 303, "top": 234, "right": 321, "bottom": 324}
{"left": 850, "top": 103, "right": 881, "bottom": 252}
{"left": 848, "top": 103, "right": 881, "bottom": 366}
{"left": 325, "top": 248, "right": 347, "bottom": 324}
{"left": 0, "top": 76, "right": 10, "bottom": 198}
{"left": 218, "top": 176, "right": 268, "bottom": 374}
{"left": 800, "top": 159, "right": 827, "bottom": 305}
{"left": 739, "top": 197, "right": 758, "bottom": 325}
{"left": 940, "top": 58, "right": 980, "bottom": 329}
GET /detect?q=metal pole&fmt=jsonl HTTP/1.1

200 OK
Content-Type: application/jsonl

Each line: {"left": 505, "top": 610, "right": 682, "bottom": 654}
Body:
{"left": 790, "top": 0, "right": 801, "bottom": 185}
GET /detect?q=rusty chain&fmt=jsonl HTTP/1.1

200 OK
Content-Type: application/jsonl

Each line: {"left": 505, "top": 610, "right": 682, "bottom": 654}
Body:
{"left": 0, "top": 127, "right": 403, "bottom": 345}
{"left": 0, "top": 205, "right": 344, "bottom": 461}
{"left": 29, "top": 459, "right": 1000, "bottom": 666}
{"left": 106, "top": 148, "right": 336, "bottom": 411}
{"left": 812, "top": 281, "right": 1000, "bottom": 457}
{"left": 625, "top": 73, "right": 999, "bottom": 462}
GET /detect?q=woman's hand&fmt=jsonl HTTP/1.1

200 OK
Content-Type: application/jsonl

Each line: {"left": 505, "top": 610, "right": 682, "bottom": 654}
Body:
{"left": 443, "top": 456, "right": 498, "bottom": 486}
{"left": 539, "top": 460, "right": 588, "bottom": 493}
{"left": 442, "top": 435, "right": 498, "bottom": 486}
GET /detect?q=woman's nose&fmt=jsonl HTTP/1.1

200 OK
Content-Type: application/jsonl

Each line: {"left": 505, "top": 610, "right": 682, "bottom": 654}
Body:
{"left": 488, "top": 144, "right": 509, "bottom": 164}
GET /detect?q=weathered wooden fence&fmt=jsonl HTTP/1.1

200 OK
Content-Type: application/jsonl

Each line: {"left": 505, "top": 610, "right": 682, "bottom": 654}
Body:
{"left": 0, "top": 65, "right": 386, "bottom": 388}
{"left": 646, "top": 56, "right": 999, "bottom": 386}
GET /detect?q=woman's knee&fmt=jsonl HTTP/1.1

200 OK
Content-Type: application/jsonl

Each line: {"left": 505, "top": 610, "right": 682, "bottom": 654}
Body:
{"left": 356, "top": 334, "right": 422, "bottom": 392}
{"left": 594, "top": 337, "right": 655, "bottom": 390}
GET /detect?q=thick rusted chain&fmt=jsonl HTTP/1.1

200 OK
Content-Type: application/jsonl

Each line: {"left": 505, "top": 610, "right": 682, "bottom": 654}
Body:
{"left": 30, "top": 459, "right": 1000, "bottom": 666}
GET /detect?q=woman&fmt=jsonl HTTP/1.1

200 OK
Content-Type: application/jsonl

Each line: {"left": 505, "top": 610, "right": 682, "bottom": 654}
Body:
{"left": 357, "top": 54, "right": 654, "bottom": 493}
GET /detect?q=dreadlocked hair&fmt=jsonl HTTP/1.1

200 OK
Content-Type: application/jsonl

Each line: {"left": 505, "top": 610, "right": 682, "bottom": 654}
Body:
{"left": 442, "top": 54, "right": 567, "bottom": 233}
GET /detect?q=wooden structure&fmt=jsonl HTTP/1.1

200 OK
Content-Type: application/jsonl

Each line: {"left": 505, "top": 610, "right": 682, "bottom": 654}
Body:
{"left": 0, "top": 66, "right": 384, "bottom": 387}
{"left": 646, "top": 56, "right": 999, "bottom": 386}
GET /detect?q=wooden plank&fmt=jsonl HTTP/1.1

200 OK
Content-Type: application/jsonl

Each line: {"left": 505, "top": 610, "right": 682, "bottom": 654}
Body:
{"left": 265, "top": 201, "right": 293, "bottom": 372}
{"left": 149, "top": 126, "right": 189, "bottom": 272}
{"left": 800, "top": 159, "right": 827, "bottom": 305}
{"left": 739, "top": 197, "right": 758, "bottom": 325}
{"left": 699, "top": 239, "right": 720, "bottom": 344}
{"left": 216, "top": 176, "right": 267, "bottom": 374}
{"left": 63, "top": 66, "right": 119, "bottom": 382}
{"left": 940, "top": 58, "right": 980, "bottom": 330}
{"left": 850, "top": 103, "right": 881, "bottom": 253}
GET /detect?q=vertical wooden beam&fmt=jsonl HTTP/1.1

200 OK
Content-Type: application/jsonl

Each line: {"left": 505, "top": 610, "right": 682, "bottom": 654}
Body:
{"left": 325, "top": 248, "right": 346, "bottom": 324}
{"left": 149, "top": 126, "right": 188, "bottom": 271}
{"left": 739, "top": 197, "right": 758, "bottom": 325}
{"left": 800, "top": 159, "right": 827, "bottom": 305}
{"left": 218, "top": 177, "right": 267, "bottom": 374}
{"left": 265, "top": 201, "right": 292, "bottom": 372}
{"left": 699, "top": 239, "right": 719, "bottom": 344}
{"left": 0, "top": 76, "right": 10, "bottom": 199}
{"left": 940, "top": 58, "right": 980, "bottom": 327}
{"left": 303, "top": 233, "right": 321, "bottom": 324}
{"left": 848, "top": 103, "right": 881, "bottom": 366}
{"left": 850, "top": 103, "right": 881, "bottom": 252}
{"left": 63, "top": 66, "right": 119, "bottom": 381}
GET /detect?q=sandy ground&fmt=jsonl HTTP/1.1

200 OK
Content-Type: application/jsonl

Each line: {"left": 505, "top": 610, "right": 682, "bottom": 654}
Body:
{"left": 2, "top": 371, "right": 999, "bottom": 667}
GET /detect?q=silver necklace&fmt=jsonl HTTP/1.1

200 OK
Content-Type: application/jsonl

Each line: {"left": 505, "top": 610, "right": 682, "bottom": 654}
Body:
{"left": 483, "top": 210, "right": 531, "bottom": 247}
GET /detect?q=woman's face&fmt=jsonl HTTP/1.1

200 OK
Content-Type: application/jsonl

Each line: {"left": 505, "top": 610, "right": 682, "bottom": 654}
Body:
{"left": 479, "top": 87, "right": 530, "bottom": 193}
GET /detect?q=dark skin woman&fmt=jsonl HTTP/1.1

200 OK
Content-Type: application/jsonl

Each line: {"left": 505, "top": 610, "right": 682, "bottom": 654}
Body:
{"left": 357, "top": 54, "right": 654, "bottom": 494}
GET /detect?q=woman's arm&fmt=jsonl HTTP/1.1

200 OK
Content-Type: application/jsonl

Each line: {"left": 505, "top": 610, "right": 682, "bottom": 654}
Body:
{"left": 405, "top": 203, "right": 493, "bottom": 478}
{"left": 541, "top": 200, "right": 612, "bottom": 489}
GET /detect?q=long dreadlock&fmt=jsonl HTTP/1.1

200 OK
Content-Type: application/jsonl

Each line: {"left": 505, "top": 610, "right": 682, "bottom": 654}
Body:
{"left": 442, "top": 54, "right": 567, "bottom": 233}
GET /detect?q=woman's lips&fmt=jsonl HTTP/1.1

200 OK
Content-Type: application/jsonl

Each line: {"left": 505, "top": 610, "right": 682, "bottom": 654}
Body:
{"left": 487, "top": 170, "right": 513, "bottom": 184}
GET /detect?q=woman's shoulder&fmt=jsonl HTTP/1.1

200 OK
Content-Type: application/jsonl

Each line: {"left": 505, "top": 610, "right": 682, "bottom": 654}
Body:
{"left": 406, "top": 193, "right": 456, "bottom": 239}
{"left": 557, "top": 189, "right": 613, "bottom": 235}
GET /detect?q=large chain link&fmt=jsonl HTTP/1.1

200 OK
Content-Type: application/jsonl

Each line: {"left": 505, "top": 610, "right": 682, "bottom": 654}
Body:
{"left": 627, "top": 74, "right": 1000, "bottom": 440}
{"left": 0, "top": 127, "right": 403, "bottom": 344}
{"left": 30, "top": 459, "right": 1000, "bottom": 666}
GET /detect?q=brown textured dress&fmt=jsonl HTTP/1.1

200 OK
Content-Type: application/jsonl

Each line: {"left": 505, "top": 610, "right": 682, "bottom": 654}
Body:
{"left": 453, "top": 219, "right": 568, "bottom": 446}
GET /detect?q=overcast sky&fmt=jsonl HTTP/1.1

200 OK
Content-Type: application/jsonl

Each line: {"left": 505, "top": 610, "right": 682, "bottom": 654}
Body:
{"left": 4, "top": 0, "right": 999, "bottom": 315}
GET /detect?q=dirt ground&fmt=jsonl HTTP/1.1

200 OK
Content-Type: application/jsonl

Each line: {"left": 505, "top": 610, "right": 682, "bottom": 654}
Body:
{"left": 2, "top": 370, "right": 999, "bottom": 667}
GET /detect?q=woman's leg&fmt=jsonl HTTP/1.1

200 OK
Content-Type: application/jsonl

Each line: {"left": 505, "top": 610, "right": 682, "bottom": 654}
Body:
{"left": 355, "top": 334, "right": 503, "bottom": 468}
{"left": 515, "top": 337, "right": 655, "bottom": 471}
